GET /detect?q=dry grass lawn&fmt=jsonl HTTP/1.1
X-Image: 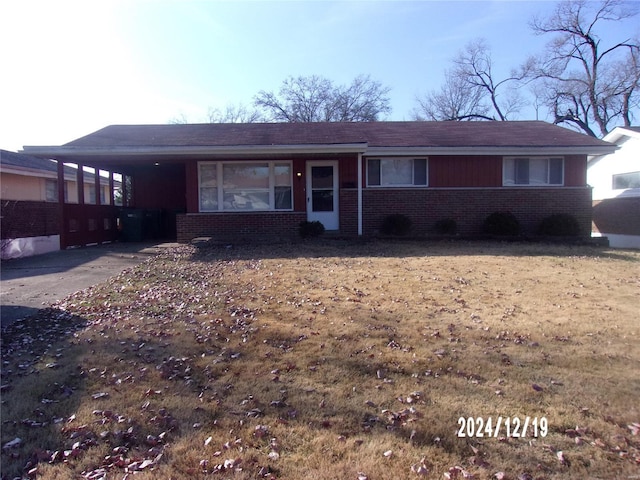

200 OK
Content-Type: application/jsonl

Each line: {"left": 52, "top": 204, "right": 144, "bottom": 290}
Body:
{"left": 1, "top": 240, "right": 639, "bottom": 480}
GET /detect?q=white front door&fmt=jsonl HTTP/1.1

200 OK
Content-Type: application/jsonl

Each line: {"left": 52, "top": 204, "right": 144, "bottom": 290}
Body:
{"left": 306, "top": 161, "right": 339, "bottom": 230}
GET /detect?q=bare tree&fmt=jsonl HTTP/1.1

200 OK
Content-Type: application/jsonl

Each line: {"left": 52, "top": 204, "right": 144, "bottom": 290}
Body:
{"left": 169, "top": 113, "right": 190, "bottom": 125}
{"left": 206, "top": 103, "right": 264, "bottom": 123}
{"left": 254, "top": 75, "right": 391, "bottom": 122}
{"left": 170, "top": 103, "right": 263, "bottom": 124}
{"left": 414, "top": 40, "right": 530, "bottom": 121}
{"left": 455, "top": 39, "right": 530, "bottom": 121}
{"left": 530, "top": 0, "right": 640, "bottom": 136}
{"left": 332, "top": 75, "right": 393, "bottom": 121}
{"left": 413, "top": 68, "right": 491, "bottom": 121}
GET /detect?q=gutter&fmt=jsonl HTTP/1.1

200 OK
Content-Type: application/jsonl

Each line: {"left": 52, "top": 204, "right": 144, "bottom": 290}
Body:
{"left": 365, "top": 145, "right": 618, "bottom": 156}
{"left": 22, "top": 143, "right": 370, "bottom": 158}
{"left": 22, "top": 143, "right": 617, "bottom": 160}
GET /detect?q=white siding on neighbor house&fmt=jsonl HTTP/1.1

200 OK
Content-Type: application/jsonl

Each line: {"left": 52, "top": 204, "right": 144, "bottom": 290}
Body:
{"left": 588, "top": 129, "right": 640, "bottom": 201}
{"left": 588, "top": 127, "right": 640, "bottom": 249}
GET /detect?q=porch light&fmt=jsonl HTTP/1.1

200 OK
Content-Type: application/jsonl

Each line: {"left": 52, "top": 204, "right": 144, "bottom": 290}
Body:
{"left": 297, "top": 172, "right": 302, "bottom": 177}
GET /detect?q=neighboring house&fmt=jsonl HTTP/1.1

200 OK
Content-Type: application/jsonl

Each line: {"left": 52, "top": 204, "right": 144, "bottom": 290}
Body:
{"left": 1, "top": 149, "right": 116, "bottom": 258}
{"left": 588, "top": 127, "right": 640, "bottom": 249}
{"left": 22, "top": 121, "right": 615, "bottom": 248}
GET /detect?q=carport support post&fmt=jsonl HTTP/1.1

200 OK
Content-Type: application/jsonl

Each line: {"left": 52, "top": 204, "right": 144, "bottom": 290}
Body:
{"left": 109, "top": 172, "right": 115, "bottom": 205}
{"left": 94, "top": 168, "right": 101, "bottom": 206}
{"left": 57, "top": 159, "right": 68, "bottom": 249}
{"left": 76, "top": 162, "right": 85, "bottom": 205}
{"left": 357, "top": 152, "right": 363, "bottom": 236}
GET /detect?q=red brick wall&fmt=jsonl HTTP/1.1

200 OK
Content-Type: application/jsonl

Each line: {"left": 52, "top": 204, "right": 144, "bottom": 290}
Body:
{"left": 131, "top": 164, "right": 187, "bottom": 210}
{"left": 592, "top": 197, "right": 640, "bottom": 235}
{"left": 339, "top": 190, "right": 359, "bottom": 236}
{"left": 176, "top": 212, "right": 307, "bottom": 243}
{"left": 564, "top": 155, "right": 587, "bottom": 187}
{"left": 177, "top": 188, "right": 593, "bottom": 242}
{"left": 360, "top": 187, "right": 593, "bottom": 236}
{"left": 1, "top": 200, "right": 59, "bottom": 239}
{"left": 429, "top": 156, "right": 502, "bottom": 187}
{"left": 176, "top": 153, "right": 592, "bottom": 242}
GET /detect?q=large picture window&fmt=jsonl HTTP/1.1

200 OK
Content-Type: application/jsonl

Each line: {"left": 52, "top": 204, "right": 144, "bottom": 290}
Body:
{"left": 503, "top": 157, "right": 564, "bottom": 186}
{"left": 367, "top": 158, "right": 428, "bottom": 187}
{"left": 198, "top": 161, "right": 293, "bottom": 212}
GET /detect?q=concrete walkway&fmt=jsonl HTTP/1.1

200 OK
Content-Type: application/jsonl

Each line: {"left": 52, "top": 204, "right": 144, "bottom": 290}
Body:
{"left": 1, "top": 242, "right": 175, "bottom": 329}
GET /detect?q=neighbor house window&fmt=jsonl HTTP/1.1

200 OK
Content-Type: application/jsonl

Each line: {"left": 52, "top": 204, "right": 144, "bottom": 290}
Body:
{"left": 87, "top": 184, "right": 97, "bottom": 204}
{"left": 45, "top": 179, "right": 57, "bottom": 202}
{"left": 198, "top": 161, "right": 293, "bottom": 212}
{"left": 367, "top": 158, "right": 428, "bottom": 186}
{"left": 612, "top": 171, "right": 640, "bottom": 190}
{"left": 503, "top": 157, "right": 564, "bottom": 186}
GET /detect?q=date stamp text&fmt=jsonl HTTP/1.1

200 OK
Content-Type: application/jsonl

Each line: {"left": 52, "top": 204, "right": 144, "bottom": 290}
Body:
{"left": 457, "top": 416, "right": 548, "bottom": 438}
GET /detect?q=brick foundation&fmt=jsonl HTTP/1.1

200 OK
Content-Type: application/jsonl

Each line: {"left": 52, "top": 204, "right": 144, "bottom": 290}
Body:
{"left": 360, "top": 187, "right": 593, "bottom": 237}
{"left": 176, "top": 188, "right": 593, "bottom": 242}
{"left": 177, "top": 212, "right": 307, "bottom": 243}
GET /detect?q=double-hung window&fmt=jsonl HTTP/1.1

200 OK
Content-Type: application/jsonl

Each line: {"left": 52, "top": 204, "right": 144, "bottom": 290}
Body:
{"left": 198, "top": 161, "right": 293, "bottom": 212}
{"left": 503, "top": 157, "right": 564, "bottom": 186}
{"left": 367, "top": 158, "right": 428, "bottom": 187}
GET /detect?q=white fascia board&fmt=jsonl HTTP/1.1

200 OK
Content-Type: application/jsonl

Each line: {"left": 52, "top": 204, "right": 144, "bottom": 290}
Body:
{"left": 603, "top": 127, "right": 640, "bottom": 144}
{"left": 23, "top": 143, "right": 616, "bottom": 159}
{"left": 364, "top": 146, "right": 618, "bottom": 156}
{"left": 23, "top": 143, "right": 369, "bottom": 158}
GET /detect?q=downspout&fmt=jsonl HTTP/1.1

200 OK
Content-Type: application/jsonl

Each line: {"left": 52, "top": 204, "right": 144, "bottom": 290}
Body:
{"left": 357, "top": 152, "right": 363, "bottom": 236}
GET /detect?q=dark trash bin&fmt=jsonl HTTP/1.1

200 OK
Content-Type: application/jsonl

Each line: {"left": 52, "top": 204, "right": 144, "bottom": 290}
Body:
{"left": 118, "top": 209, "right": 144, "bottom": 242}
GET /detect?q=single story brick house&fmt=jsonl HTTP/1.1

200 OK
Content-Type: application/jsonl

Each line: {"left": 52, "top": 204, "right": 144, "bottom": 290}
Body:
{"left": 22, "top": 121, "right": 615, "bottom": 248}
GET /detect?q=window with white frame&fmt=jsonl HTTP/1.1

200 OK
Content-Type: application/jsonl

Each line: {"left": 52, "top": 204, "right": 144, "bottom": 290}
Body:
{"left": 367, "top": 158, "right": 428, "bottom": 186}
{"left": 198, "top": 161, "right": 293, "bottom": 212}
{"left": 612, "top": 171, "right": 640, "bottom": 190}
{"left": 503, "top": 157, "right": 564, "bottom": 186}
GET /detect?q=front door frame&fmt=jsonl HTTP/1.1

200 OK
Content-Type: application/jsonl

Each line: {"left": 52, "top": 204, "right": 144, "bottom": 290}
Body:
{"left": 306, "top": 160, "right": 339, "bottom": 231}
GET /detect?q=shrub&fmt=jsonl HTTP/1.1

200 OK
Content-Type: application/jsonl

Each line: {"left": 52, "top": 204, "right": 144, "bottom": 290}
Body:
{"left": 434, "top": 218, "right": 457, "bottom": 235}
{"left": 538, "top": 213, "right": 581, "bottom": 236}
{"left": 380, "top": 214, "right": 412, "bottom": 236}
{"left": 299, "top": 220, "right": 325, "bottom": 238}
{"left": 482, "top": 211, "right": 521, "bottom": 236}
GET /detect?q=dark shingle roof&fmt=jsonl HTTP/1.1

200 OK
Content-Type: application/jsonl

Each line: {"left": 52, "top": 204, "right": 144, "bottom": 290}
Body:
{"left": 1, "top": 149, "right": 58, "bottom": 172}
{"left": 64, "top": 121, "right": 612, "bottom": 149}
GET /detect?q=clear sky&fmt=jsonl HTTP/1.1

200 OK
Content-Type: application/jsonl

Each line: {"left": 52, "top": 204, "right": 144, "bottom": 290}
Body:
{"left": 1, "top": 0, "right": 637, "bottom": 151}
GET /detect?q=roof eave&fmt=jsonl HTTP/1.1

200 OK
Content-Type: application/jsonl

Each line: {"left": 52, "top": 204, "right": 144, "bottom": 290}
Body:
{"left": 23, "top": 143, "right": 617, "bottom": 160}
{"left": 602, "top": 126, "right": 640, "bottom": 144}
{"left": 365, "top": 146, "right": 618, "bottom": 156}
{"left": 22, "top": 143, "right": 369, "bottom": 159}
{"left": 0, "top": 165, "right": 58, "bottom": 178}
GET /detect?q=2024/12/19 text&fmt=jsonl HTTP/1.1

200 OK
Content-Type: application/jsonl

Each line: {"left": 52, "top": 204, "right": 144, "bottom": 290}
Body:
{"left": 457, "top": 416, "right": 548, "bottom": 438}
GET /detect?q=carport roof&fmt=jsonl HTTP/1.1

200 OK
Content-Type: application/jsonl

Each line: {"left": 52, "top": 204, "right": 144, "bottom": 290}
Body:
{"left": 22, "top": 121, "right": 617, "bottom": 162}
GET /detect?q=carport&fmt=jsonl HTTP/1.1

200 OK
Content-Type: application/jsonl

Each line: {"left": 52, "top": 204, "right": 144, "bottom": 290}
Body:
{"left": 22, "top": 148, "right": 187, "bottom": 249}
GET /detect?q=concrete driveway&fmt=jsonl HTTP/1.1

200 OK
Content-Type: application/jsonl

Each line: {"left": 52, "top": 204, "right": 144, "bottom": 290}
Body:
{"left": 1, "top": 242, "right": 174, "bottom": 329}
